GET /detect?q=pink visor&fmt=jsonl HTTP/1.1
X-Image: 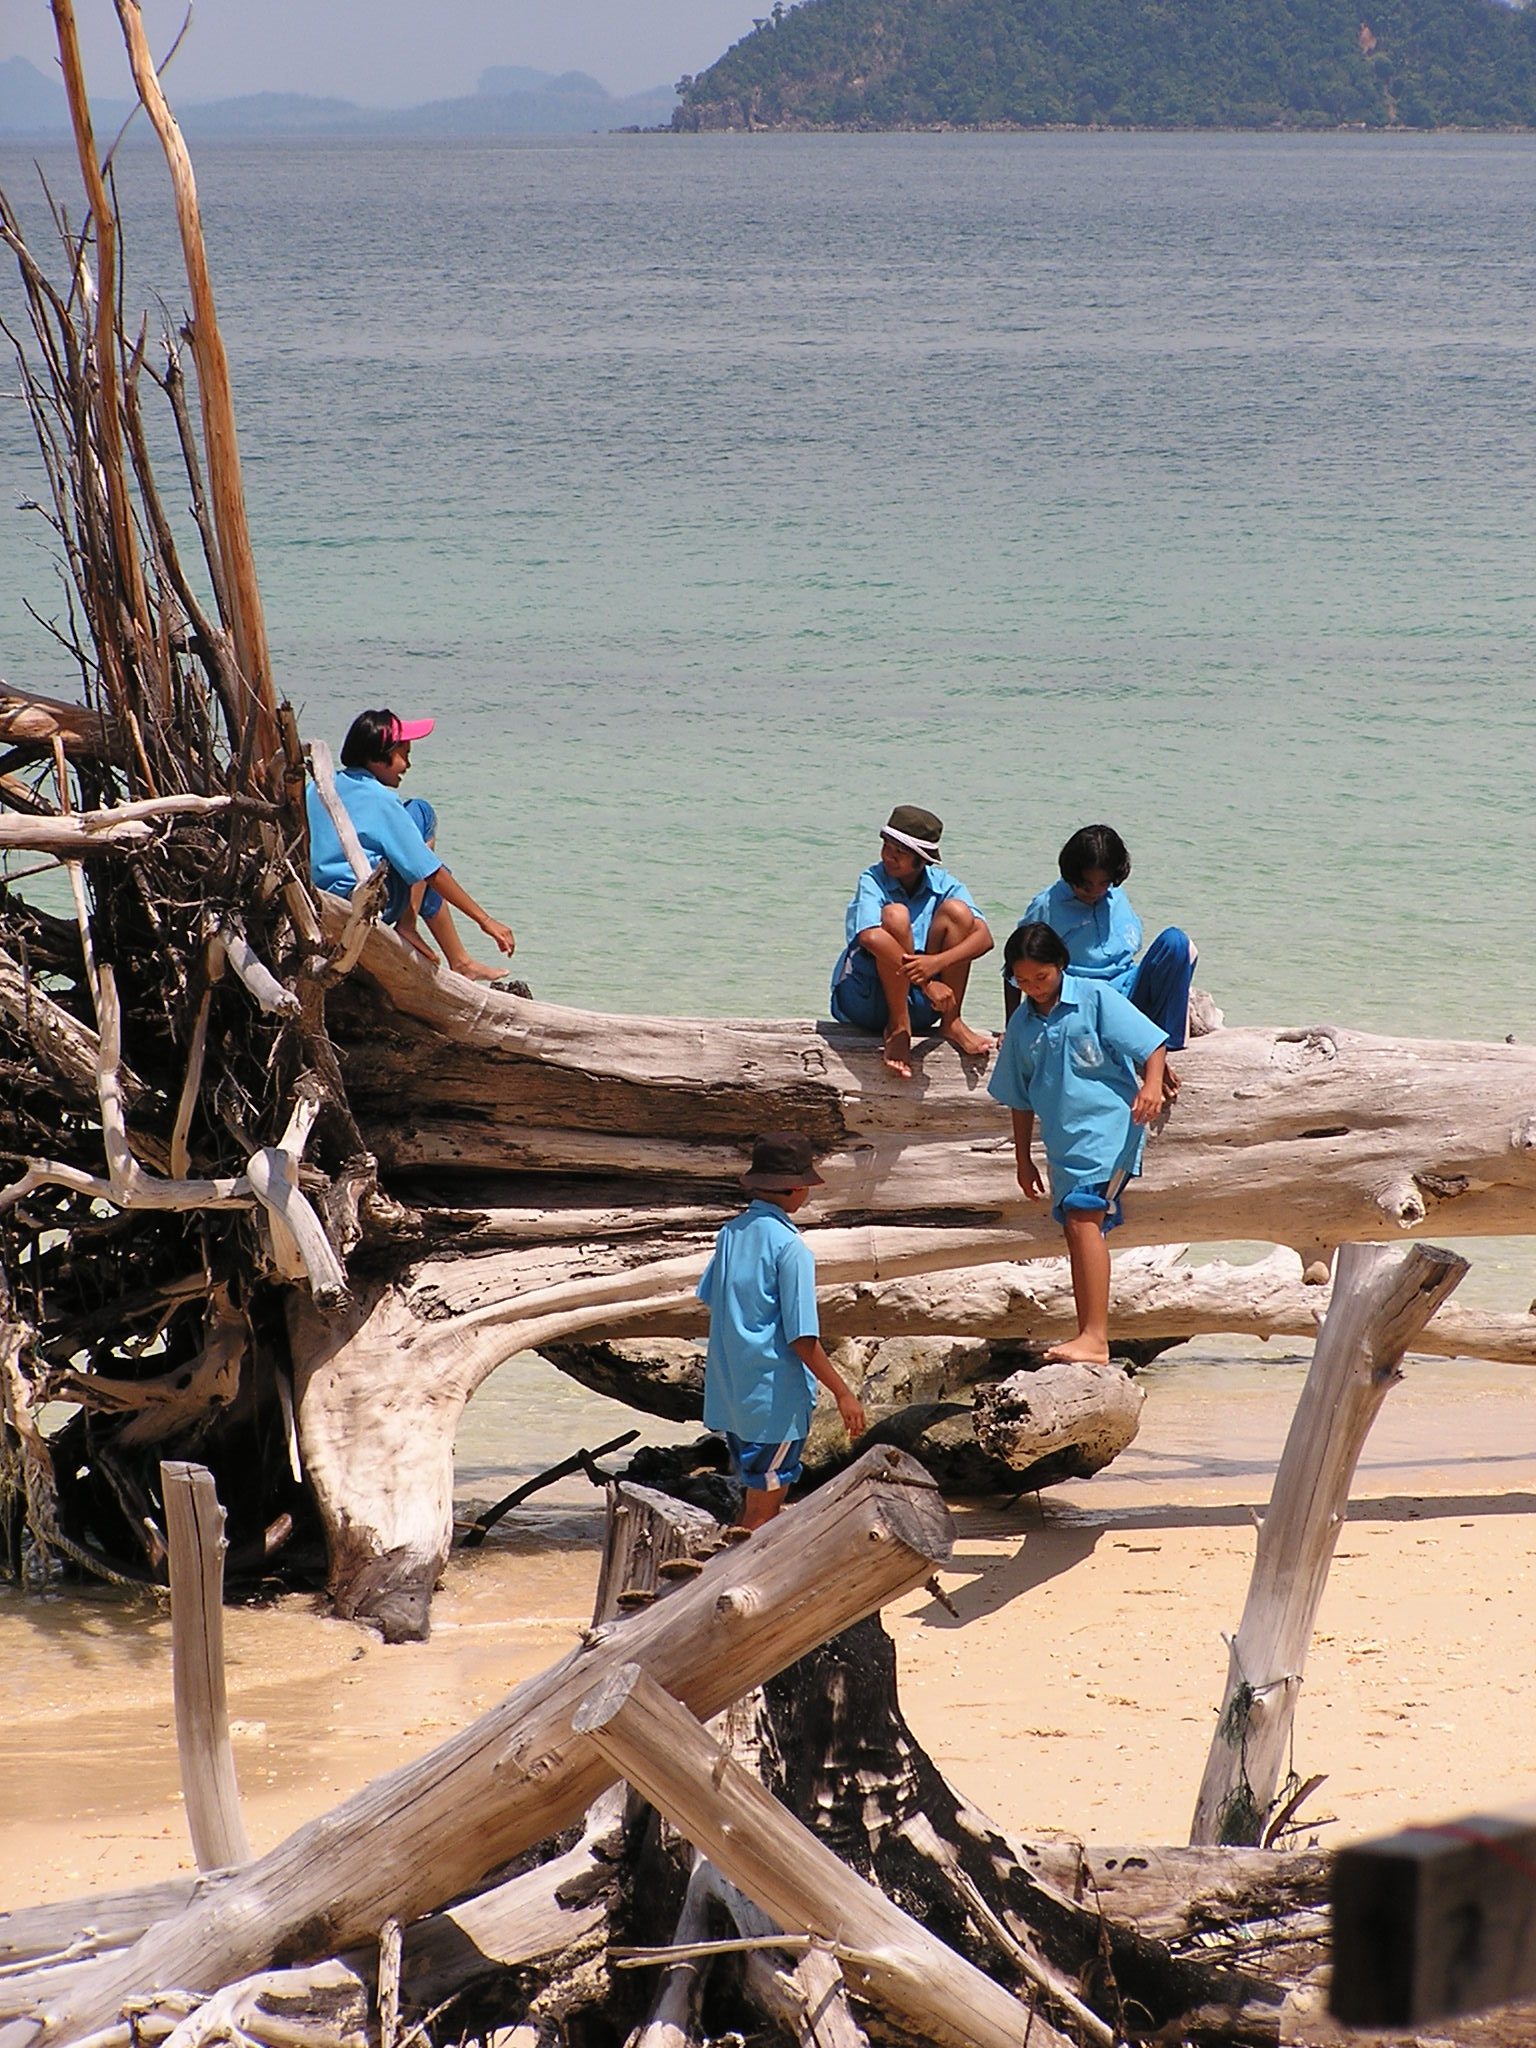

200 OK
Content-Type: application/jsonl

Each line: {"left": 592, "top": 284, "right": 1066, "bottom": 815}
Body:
{"left": 388, "top": 715, "right": 435, "bottom": 744}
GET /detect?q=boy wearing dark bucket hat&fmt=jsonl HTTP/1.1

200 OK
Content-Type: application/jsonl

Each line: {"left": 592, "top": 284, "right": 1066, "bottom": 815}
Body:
{"left": 696, "top": 1132, "right": 867, "bottom": 1531}
{"left": 829, "top": 804, "right": 995, "bottom": 1080}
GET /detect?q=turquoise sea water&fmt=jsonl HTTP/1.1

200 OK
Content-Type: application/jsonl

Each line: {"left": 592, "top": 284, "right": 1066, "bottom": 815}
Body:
{"left": 3, "top": 132, "right": 1535, "bottom": 1042}
{"left": 0, "top": 131, "right": 1534, "bottom": 1508}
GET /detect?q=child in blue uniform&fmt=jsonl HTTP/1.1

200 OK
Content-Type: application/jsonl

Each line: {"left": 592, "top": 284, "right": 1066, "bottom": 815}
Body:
{"left": 306, "top": 709, "right": 516, "bottom": 982}
{"left": 989, "top": 923, "right": 1168, "bottom": 1365}
{"left": 1008, "top": 827, "right": 1194, "bottom": 1088}
{"left": 830, "top": 803, "right": 995, "bottom": 1080}
{"left": 696, "top": 1132, "right": 867, "bottom": 1531}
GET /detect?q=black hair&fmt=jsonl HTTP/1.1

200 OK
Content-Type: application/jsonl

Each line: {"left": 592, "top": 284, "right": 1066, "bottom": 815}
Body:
{"left": 1058, "top": 824, "right": 1131, "bottom": 889}
{"left": 340, "top": 709, "right": 400, "bottom": 770}
{"left": 1003, "top": 921, "right": 1070, "bottom": 972}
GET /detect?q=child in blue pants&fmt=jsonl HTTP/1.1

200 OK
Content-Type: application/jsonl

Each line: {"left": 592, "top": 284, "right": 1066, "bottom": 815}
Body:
{"left": 990, "top": 923, "right": 1168, "bottom": 1365}
{"left": 305, "top": 708, "right": 516, "bottom": 982}
{"left": 696, "top": 1132, "right": 867, "bottom": 1531}
{"left": 1007, "top": 824, "right": 1194, "bottom": 1091}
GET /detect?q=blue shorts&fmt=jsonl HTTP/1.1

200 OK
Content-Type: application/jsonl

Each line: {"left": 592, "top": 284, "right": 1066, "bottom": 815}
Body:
{"left": 384, "top": 797, "right": 446, "bottom": 924}
{"left": 1052, "top": 1173, "right": 1130, "bottom": 1233}
{"left": 725, "top": 1432, "right": 807, "bottom": 1492}
{"left": 829, "top": 941, "right": 941, "bottom": 1035}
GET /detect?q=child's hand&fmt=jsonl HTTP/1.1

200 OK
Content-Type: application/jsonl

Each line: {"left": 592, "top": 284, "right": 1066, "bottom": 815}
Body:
{"left": 1132, "top": 1081, "right": 1162, "bottom": 1126}
{"left": 899, "top": 950, "right": 932, "bottom": 987}
{"left": 1017, "top": 1156, "right": 1046, "bottom": 1200}
{"left": 837, "top": 1388, "right": 867, "bottom": 1439}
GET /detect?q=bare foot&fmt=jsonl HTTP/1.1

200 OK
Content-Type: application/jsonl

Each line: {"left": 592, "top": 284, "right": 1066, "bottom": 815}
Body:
{"left": 942, "top": 1017, "right": 995, "bottom": 1061}
{"left": 445, "top": 956, "right": 505, "bottom": 983}
{"left": 882, "top": 1028, "right": 914, "bottom": 1080}
{"left": 1163, "top": 1062, "right": 1181, "bottom": 1103}
{"left": 1043, "top": 1333, "right": 1112, "bottom": 1365}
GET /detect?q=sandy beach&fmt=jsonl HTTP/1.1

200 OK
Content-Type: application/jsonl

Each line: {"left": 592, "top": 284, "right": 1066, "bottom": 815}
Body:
{"left": 4, "top": 1337, "right": 1535, "bottom": 1909}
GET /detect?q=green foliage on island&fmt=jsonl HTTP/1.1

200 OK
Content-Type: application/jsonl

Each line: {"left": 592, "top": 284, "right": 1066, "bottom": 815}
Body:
{"left": 672, "top": 0, "right": 1536, "bottom": 129}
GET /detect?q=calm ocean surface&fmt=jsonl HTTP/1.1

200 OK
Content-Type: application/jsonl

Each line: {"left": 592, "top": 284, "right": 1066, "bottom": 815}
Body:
{"left": 2, "top": 133, "right": 1535, "bottom": 1489}
{"left": 4, "top": 133, "right": 1535, "bottom": 1032}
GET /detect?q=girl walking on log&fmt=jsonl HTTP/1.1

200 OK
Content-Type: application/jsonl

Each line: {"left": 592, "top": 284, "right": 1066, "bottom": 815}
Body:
{"left": 990, "top": 923, "right": 1168, "bottom": 1364}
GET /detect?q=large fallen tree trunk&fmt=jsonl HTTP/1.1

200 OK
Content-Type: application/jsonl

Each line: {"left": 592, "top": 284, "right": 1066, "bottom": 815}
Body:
{"left": 7, "top": 5, "right": 1536, "bottom": 1645}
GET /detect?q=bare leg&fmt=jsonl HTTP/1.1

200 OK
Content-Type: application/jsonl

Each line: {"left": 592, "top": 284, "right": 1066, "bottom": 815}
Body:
{"left": 1046, "top": 1210, "right": 1112, "bottom": 1364}
{"left": 396, "top": 879, "right": 442, "bottom": 967}
{"left": 424, "top": 901, "right": 504, "bottom": 981}
{"left": 740, "top": 1486, "right": 788, "bottom": 1531}
{"left": 865, "top": 904, "right": 917, "bottom": 1079}
{"left": 922, "top": 900, "right": 994, "bottom": 1060}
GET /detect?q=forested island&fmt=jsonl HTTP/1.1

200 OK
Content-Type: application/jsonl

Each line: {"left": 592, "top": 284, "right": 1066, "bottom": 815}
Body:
{"left": 672, "top": 0, "right": 1536, "bottom": 130}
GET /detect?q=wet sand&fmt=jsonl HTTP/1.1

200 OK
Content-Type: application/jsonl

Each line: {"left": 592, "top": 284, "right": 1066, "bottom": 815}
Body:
{"left": 3, "top": 1341, "right": 1536, "bottom": 1907}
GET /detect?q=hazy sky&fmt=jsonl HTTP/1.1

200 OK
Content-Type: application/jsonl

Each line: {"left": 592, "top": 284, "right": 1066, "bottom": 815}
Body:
{"left": 5, "top": 0, "right": 762, "bottom": 103}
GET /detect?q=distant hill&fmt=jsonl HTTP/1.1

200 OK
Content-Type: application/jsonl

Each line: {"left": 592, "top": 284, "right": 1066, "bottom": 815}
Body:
{"left": 0, "top": 55, "right": 674, "bottom": 142}
{"left": 672, "top": 0, "right": 1536, "bottom": 129}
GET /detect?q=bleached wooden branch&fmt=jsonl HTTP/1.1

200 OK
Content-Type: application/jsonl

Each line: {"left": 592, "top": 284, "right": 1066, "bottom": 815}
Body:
{"left": 95, "top": 967, "right": 247, "bottom": 1211}
{"left": 246, "top": 1080, "right": 345, "bottom": 1304}
{"left": 325, "top": 868, "right": 391, "bottom": 980}
{"left": 162, "top": 1460, "right": 251, "bottom": 1873}
{"left": 812, "top": 1244, "right": 1536, "bottom": 1364}
{"left": 0, "top": 952, "right": 142, "bottom": 1109}
{"left": 573, "top": 1663, "right": 1068, "bottom": 2048}
{"left": 1190, "top": 1241, "right": 1469, "bottom": 1847}
{"left": 16, "top": 1450, "right": 950, "bottom": 2045}
{"left": 0, "top": 796, "right": 242, "bottom": 854}
{"left": 114, "top": 0, "right": 279, "bottom": 767}
{"left": 215, "top": 924, "right": 298, "bottom": 1019}
{"left": 306, "top": 741, "right": 371, "bottom": 887}
{"left": 0, "top": 683, "right": 117, "bottom": 761}
{"left": 168, "top": 943, "right": 224, "bottom": 1181}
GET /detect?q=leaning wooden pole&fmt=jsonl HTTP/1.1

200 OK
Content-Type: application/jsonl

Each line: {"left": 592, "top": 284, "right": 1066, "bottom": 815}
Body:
{"left": 111, "top": 0, "right": 278, "bottom": 766}
{"left": 1189, "top": 1241, "right": 1468, "bottom": 1847}
{"left": 11, "top": 1449, "right": 949, "bottom": 2048}
{"left": 47, "top": 0, "right": 157, "bottom": 725}
{"left": 162, "top": 1461, "right": 251, "bottom": 1873}
{"left": 573, "top": 1662, "right": 1071, "bottom": 2048}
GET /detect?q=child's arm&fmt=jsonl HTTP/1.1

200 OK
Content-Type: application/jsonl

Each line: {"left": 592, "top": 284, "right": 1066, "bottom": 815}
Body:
{"left": 791, "top": 1337, "right": 867, "bottom": 1440}
{"left": 1010, "top": 1108, "right": 1046, "bottom": 1200}
{"left": 1132, "top": 1046, "right": 1168, "bottom": 1125}
{"left": 902, "top": 914, "right": 994, "bottom": 986}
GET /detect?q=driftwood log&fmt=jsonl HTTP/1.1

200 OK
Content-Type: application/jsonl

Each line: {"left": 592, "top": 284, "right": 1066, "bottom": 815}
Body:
{"left": 1190, "top": 1241, "right": 1469, "bottom": 1848}
{"left": 0, "top": 1444, "right": 1345, "bottom": 2048}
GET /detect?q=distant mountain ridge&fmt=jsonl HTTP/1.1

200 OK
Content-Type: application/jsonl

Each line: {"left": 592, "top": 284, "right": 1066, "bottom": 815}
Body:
{"left": 673, "top": 0, "right": 1536, "bottom": 128}
{"left": 0, "top": 56, "right": 675, "bottom": 141}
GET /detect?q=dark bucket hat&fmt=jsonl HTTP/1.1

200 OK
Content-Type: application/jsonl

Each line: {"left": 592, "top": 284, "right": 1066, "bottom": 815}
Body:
{"left": 880, "top": 803, "right": 943, "bottom": 862}
{"left": 741, "top": 1130, "right": 825, "bottom": 1193}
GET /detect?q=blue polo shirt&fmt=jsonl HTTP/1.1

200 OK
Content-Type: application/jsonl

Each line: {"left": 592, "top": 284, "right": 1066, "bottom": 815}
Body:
{"left": 306, "top": 769, "right": 442, "bottom": 900}
{"left": 988, "top": 974, "right": 1167, "bottom": 1199}
{"left": 697, "top": 1201, "right": 820, "bottom": 1442}
{"left": 846, "top": 861, "right": 980, "bottom": 953}
{"left": 1019, "top": 879, "right": 1141, "bottom": 991}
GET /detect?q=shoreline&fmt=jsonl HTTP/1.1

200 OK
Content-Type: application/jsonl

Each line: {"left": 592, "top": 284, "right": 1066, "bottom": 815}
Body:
{"left": 4, "top": 1342, "right": 1535, "bottom": 1908}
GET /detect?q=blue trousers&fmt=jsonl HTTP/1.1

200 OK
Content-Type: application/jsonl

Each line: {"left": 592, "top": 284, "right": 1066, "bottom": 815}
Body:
{"left": 1127, "top": 927, "right": 1195, "bottom": 1049}
{"left": 830, "top": 940, "right": 942, "bottom": 1034}
{"left": 385, "top": 797, "right": 445, "bottom": 924}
